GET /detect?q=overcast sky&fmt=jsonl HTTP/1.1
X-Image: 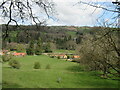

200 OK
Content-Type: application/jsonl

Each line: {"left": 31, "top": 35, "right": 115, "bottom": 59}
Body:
{"left": 0, "top": 0, "right": 117, "bottom": 26}
{"left": 46, "top": 0, "right": 117, "bottom": 26}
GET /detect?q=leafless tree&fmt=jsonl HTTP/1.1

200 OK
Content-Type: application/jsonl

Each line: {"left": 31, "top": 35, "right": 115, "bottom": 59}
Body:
{"left": 78, "top": 1, "right": 120, "bottom": 13}
{"left": 76, "top": 1, "right": 120, "bottom": 28}
{"left": 75, "top": 1, "right": 120, "bottom": 78}
{"left": 78, "top": 27, "right": 120, "bottom": 78}
{"left": 0, "top": 0, "right": 55, "bottom": 39}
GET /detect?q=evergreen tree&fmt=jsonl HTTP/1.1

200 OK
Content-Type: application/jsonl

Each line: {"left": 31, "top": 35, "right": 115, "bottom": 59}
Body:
{"left": 35, "top": 38, "right": 42, "bottom": 55}
{"left": 26, "top": 40, "right": 34, "bottom": 55}
{"left": 44, "top": 42, "right": 52, "bottom": 53}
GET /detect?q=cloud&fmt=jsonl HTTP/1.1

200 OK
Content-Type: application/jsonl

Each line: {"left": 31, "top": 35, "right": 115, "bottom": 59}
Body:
{"left": 47, "top": 1, "right": 103, "bottom": 26}
{"left": 0, "top": 0, "right": 113, "bottom": 26}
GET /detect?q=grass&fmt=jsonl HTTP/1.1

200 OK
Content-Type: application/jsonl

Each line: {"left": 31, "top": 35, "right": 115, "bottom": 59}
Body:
{"left": 53, "top": 49, "right": 75, "bottom": 53}
{"left": 2, "top": 55, "right": 119, "bottom": 88}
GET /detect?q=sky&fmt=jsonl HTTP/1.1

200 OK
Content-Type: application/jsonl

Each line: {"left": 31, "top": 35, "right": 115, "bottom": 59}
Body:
{"left": 46, "top": 0, "right": 118, "bottom": 26}
{"left": 0, "top": 0, "right": 118, "bottom": 26}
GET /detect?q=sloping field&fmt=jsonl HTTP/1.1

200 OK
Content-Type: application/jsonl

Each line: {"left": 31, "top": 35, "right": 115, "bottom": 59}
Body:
{"left": 2, "top": 55, "right": 119, "bottom": 88}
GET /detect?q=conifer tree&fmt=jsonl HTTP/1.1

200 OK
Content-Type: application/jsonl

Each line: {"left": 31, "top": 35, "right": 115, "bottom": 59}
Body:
{"left": 26, "top": 40, "right": 35, "bottom": 55}
{"left": 44, "top": 42, "right": 52, "bottom": 53}
{"left": 35, "top": 38, "right": 42, "bottom": 55}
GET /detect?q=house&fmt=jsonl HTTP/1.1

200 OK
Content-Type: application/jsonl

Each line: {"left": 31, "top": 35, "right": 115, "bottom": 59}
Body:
{"left": 57, "top": 54, "right": 67, "bottom": 59}
{"left": 72, "top": 55, "right": 80, "bottom": 59}
{"left": 13, "top": 53, "right": 26, "bottom": 57}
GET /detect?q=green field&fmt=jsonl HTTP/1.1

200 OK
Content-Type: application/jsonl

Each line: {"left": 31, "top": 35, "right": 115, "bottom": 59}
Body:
{"left": 53, "top": 49, "right": 75, "bottom": 53}
{"left": 2, "top": 55, "right": 119, "bottom": 88}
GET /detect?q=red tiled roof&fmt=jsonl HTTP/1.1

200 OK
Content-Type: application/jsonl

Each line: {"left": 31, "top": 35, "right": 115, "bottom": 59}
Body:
{"left": 13, "top": 53, "right": 26, "bottom": 56}
{"left": 73, "top": 55, "right": 80, "bottom": 58}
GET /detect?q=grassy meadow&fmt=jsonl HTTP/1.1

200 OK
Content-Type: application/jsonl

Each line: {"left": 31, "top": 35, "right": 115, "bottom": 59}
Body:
{"left": 53, "top": 49, "right": 75, "bottom": 53}
{"left": 2, "top": 55, "right": 119, "bottom": 88}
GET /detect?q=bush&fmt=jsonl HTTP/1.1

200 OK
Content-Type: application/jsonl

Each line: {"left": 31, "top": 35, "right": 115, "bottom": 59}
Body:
{"left": 2, "top": 54, "right": 13, "bottom": 62}
{"left": 26, "top": 48, "right": 34, "bottom": 55}
{"left": 9, "top": 60, "right": 21, "bottom": 69}
{"left": 35, "top": 50, "right": 42, "bottom": 55}
{"left": 34, "top": 62, "right": 41, "bottom": 69}
{"left": 44, "top": 50, "right": 52, "bottom": 53}
{"left": 67, "top": 56, "right": 70, "bottom": 59}
{"left": 50, "top": 56, "right": 54, "bottom": 58}
{"left": 72, "top": 59, "right": 80, "bottom": 63}
{"left": 57, "top": 56, "right": 60, "bottom": 59}
{"left": 46, "top": 64, "right": 51, "bottom": 69}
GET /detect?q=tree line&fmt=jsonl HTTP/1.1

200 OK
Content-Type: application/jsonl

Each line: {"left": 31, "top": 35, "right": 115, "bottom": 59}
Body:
{"left": 2, "top": 25, "right": 86, "bottom": 51}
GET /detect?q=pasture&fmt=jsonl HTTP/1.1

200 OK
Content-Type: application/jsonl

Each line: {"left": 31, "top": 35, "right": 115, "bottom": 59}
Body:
{"left": 53, "top": 49, "right": 75, "bottom": 54}
{"left": 2, "top": 55, "right": 119, "bottom": 88}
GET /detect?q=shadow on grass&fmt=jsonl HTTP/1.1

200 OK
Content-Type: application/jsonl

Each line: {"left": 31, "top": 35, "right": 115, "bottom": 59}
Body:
{"left": 66, "top": 64, "right": 119, "bottom": 88}
{"left": 66, "top": 64, "right": 84, "bottom": 73}
{"left": 2, "top": 81, "right": 21, "bottom": 88}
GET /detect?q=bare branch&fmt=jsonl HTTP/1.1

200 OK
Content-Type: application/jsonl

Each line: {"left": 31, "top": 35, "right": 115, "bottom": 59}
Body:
{"left": 78, "top": 1, "right": 120, "bottom": 13}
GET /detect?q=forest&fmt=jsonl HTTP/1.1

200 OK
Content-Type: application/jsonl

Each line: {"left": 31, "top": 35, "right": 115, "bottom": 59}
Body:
{"left": 2, "top": 25, "right": 87, "bottom": 51}
{"left": 2, "top": 25, "right": 108, "bottom": 51}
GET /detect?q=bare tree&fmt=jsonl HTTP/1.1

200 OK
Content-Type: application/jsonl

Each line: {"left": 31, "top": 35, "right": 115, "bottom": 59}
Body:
{"left": 78, "top": 27, "right": 120, "bottom": 78}
{"left": 75, "top": 1, "right": 120, "bottom": 78}
{"left": 76, "top": 0, "right": 120, "bottom": 28}
{"left": 0, "top": 0, "right": 55, "bottom": 39}
{"left": 78, "top": 1, "right": 120, "bottom": 13}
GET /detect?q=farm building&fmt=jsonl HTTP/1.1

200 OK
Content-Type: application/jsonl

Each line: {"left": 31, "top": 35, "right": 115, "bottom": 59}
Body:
{"left": 72, "top": 55, "right": 80, "bottom": 59}
{"left": 13, "top": 53, "right": 26, "bottom": 56}
{"left": 49, "top": 54, "right": 68, "bottom": 59}
{"left": 57, "top": 54, "right": 67, "bottom": 59}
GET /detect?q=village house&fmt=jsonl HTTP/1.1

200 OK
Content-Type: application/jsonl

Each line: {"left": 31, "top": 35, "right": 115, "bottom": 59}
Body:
{"left": 72, "top": 55, "right": 80, "bottom": 59}
{"left": 49, "top": 53, "right": 68, "bottom": 59}
{"left": 57, "top": 54, "right": 67, "bottom": 59}
{"left": 13, "top": 53, "right": 26, "bottom": 57}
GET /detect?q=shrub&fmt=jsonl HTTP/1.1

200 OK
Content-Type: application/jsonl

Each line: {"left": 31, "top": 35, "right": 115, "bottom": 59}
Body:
{"left": 50, "top": 56, "right": 54, "bottom": 58}
{"left": 34, "top": 62, "right": 41, "bottom": 69}
{"left": 67, "top": 56, "right": 70, "bottom": 59}
{"left": 57, "top": 56, "right": 60, "bottom": 59}
{"left": 2, "top": 54, "right": 13, "bottom": 62}
{"left": 35, "top": 50, "right": 42, "bottom": 55}
{"left": 9, "top": 60, "right": 21, "bottom": 69}
{"left": 26, "top": 48, "right": 34, "bottom": 55}
{"left": 71, "top": 59, "right": 76, "bottom": 62}
{"left": 72, "top": 59, "right": 80, "bottom": 63}
{"left": 44, "top": 49, "right": 52, "bottom": 53}
{"left": 46, "top": 64, "right": 51, "bottom": 69}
